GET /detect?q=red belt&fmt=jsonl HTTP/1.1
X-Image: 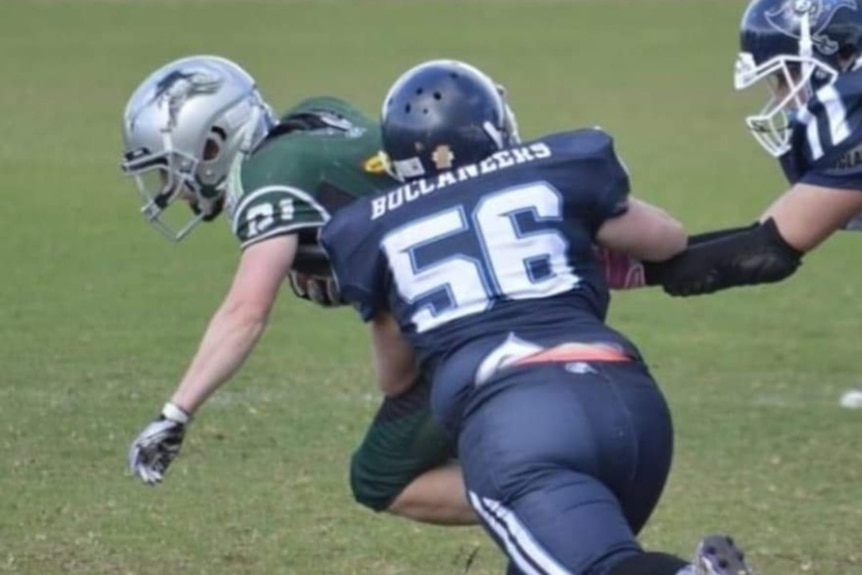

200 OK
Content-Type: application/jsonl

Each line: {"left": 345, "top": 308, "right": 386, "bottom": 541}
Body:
{"left": 512, "top": 343, "right": 630, "bottom": 367}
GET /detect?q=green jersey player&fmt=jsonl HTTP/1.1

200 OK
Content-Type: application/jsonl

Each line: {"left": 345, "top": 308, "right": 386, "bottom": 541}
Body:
{"left": 228, "top": 95, "right": 384, "bottom": 264}
{"left": 121, "top": 55, "right": 474, "bottom": 525}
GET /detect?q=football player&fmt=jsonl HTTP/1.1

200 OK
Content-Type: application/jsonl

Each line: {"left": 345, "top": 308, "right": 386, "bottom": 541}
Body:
{"left": 641, "top": 0, "right": 862, "bottom": 408}
{"left": 122, "top": 55, "right": 480, "bottom": 525}
{"left": 321, "top": 59, "right": 754, "bottom": 575}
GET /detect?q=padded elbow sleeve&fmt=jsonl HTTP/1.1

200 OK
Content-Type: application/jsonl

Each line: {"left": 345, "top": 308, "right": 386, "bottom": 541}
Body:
{"left": 644, "top": 218, "right": 802, "bottom": 296}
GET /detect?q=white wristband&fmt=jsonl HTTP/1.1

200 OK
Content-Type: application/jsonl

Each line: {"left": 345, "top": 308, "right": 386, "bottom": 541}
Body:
{"left": 162, "top": 402, "right": 191, "bottom": 424}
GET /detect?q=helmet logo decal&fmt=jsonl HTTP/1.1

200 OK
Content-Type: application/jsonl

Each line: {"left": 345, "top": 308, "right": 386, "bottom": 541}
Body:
{"left": 431, "top": 145, "right": 455, "bottom": 170}
{"left": 766, "top": 0, "right": 857, "bottom": 55}
{"left": 149, "top": 68, "right": 223, "bottom": 129}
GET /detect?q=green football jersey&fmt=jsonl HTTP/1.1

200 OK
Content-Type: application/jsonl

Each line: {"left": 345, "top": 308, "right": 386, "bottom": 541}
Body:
{"left": 224, "top": 96, "right": 393, "bottom": 270}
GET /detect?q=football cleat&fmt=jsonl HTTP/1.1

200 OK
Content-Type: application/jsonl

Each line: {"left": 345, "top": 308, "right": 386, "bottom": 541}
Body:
{"left": 840, "top": 386, "right": 862, "bottom": 409}
{"left": 692, "top": 534, "right": 754, "bottom": 575}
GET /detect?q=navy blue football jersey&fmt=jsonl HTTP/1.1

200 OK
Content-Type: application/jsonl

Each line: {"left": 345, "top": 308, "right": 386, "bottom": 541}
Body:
{"left": 321, "top": 128, "right": 642, "bottom": 426}
{"left": 781, "top": 66, "right": 862, "bottom": 191}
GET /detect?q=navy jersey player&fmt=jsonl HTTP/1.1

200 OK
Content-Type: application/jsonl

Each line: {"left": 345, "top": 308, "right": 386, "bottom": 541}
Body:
{"left": 322, "top": 60, "right": 754, "bottom": 575}
{"left": 643, "top": 0, "right": 862, "bottom": 406}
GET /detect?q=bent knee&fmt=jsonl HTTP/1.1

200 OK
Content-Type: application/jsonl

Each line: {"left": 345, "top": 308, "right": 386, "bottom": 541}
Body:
{"left": 349, "top": 449, "right": 403, "bottom": 512}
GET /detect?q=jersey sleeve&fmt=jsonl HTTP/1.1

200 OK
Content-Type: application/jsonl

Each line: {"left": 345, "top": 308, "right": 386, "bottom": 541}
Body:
{"left": 230, "top": 186, "right": 330, "bottom": 250}
{"left": 548, "top": 128, "right": 631, "bottom": 231}
{"left": 590, "top": 130, "right": 631, "bottom": 221}
{"left": 795, "top": 79, "right": 862, "bottom": 191}
{"left": 804, "top": 152, "right": 862, "bottom": 191}
{"left": 319, "top": 203, "right": 386, "bottom": 321}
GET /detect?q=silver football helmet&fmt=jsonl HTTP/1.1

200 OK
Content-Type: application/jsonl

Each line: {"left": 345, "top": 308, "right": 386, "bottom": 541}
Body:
{"left": 121, "top": 55, "right": 275, "bottom": 240}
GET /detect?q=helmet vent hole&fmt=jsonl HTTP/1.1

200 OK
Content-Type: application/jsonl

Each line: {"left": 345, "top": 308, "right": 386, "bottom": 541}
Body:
{"left": 405, "top": 103, "right": 412, "bottom": 114}
{"left": 203, "top": 138, "right": 221, "bottom": 161}
{"left": 203, "top": 126, "right": 226, "bottom": 161}
{"left": 433, "top": 92, "right": 442, "bottom": 100}
{"left": 416, "top": 88, "right": 424, "bottom": 95}
{"left": 423, "top": 108, "right": 429, "bottom": 115}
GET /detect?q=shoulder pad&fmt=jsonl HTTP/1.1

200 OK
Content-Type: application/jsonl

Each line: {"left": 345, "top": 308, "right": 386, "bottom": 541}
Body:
{"left": 525, "top": 128, "right": 630, "bottom": 227}
{"left": 279, "top": 96, "right": 376, "bottom": 132}
{"left": 540, "top": 127, "right": 616, "bottom": 160}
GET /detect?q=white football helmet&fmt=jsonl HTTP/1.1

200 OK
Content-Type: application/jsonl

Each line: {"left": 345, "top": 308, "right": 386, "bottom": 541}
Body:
{"left": 121, "top": 55, "right": 275, "bottom": 240}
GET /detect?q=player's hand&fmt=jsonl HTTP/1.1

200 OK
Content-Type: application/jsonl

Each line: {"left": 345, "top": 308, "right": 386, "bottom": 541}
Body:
{"left": 287, "top": 270, "right": 342, "bottom": 307}
{"left": 593, "top": 245, "right": 646, "bottom": 290}
{"left": 128, "top": 403, "right": 191, "bottom": 485}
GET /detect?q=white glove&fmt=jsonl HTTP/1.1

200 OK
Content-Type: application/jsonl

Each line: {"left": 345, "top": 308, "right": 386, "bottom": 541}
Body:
{"left": 128, "top": 403, "right": 191, "bottom": 485}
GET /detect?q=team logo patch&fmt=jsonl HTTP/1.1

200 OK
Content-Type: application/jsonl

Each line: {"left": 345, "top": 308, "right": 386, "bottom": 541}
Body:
{"left": 363, "top": 152, "right": 388, "bottom": 174}
{"left": 766, "top": 0, "right": 857, "bottom": 55}
{"left": 431, "top": 145, "right": 455, "bottom": 170}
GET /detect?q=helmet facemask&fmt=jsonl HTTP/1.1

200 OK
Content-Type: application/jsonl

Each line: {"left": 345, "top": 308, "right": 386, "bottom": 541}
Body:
{"left": 735, "top": 11, "right": 839, "bottom": 157}
{"left": 122, "top": 128, "right": 226, "bottom": 241}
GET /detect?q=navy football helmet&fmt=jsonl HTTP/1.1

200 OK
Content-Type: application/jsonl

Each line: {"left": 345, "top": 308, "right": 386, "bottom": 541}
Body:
{"left": 735, "top": 0, "right": 862, "bottom": 156}
{"left": 380, "top": 60, "right": 518, "bottom": 181}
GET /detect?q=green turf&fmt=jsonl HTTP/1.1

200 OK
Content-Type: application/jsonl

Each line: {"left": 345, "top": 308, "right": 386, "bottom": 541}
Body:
{"left": 1, "top": 0, "right": 860, "bottom": 573}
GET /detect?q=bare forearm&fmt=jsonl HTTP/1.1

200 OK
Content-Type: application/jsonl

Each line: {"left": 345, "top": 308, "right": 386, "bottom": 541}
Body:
{"left": 628, "top": 202, "right": 686, "bottom": 262}
{"left": 760, "top": 182, "right": 862, "bottom": 252}
{"left": 171, "top": 308, "right": 267, "bottom": 413}
{"left": 596, "top": 198, "right": 686, "bottom": 263}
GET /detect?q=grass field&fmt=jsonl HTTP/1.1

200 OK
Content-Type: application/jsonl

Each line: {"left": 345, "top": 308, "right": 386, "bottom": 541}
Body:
{"left": 1, "top": 1, "right": 861, "bottom": 574}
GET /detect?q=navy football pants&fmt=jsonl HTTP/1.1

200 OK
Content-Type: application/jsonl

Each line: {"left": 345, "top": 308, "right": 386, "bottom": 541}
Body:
{"left": 457, "top": 361, "right": 674, "bottom": 575}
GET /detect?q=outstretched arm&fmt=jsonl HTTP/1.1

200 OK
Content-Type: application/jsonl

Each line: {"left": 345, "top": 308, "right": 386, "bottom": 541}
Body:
{"left": 760, "top": 182, "right": 862, "bottom": 251}
{"left": 170, "top": 234, "right": 298, "bottom": 413}
{"left": 595, "top": 197, "right": 687, "bottom": 262}
{"left": 645, "top": 183, "right": 862, "bottom": 296}
{"left": 128, "top": 234, "right": 297, "bottom": 484}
